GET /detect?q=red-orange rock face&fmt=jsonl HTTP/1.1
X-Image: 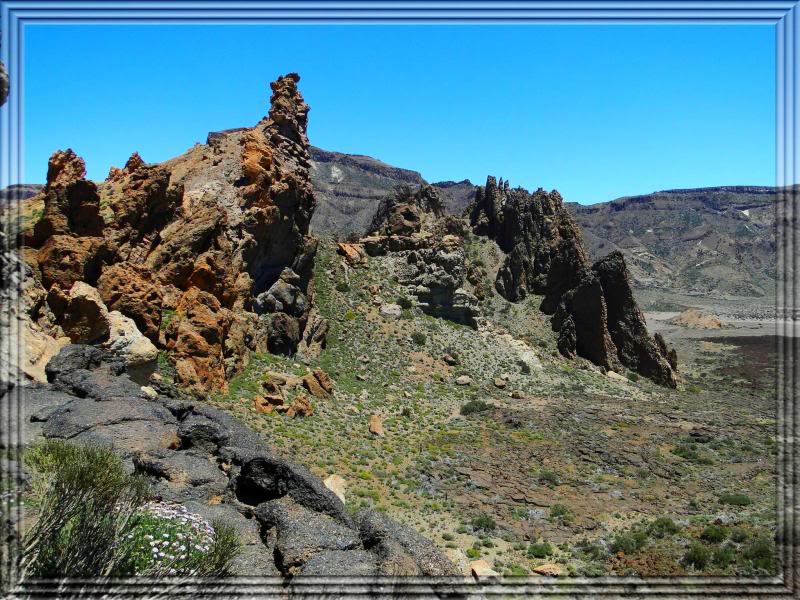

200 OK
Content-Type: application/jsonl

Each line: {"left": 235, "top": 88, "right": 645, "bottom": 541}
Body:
{"left": 97, "top": 262, "right": 163, "bottom": 343}
{"left": 21, "top": 73, "right": 326, "bottom": 392}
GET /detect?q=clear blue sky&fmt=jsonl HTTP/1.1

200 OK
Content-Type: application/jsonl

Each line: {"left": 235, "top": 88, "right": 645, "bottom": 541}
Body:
{"left": 24, "top": 24, "right": 775, "bottom": 204}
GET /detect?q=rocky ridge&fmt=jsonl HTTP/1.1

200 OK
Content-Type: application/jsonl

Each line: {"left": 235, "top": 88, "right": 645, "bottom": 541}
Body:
{"left": 15, "top": 74, "right": 326, "bottom": 393}
{"left": 468, "top": 177, "right": 677, "bottom": 387}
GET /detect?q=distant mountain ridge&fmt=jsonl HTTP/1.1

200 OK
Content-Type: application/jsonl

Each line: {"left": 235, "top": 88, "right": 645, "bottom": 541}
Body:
{"left": 4, "top": 146, "right": 779, "bottom": 299}
{"left": 306, "top": 149, "right": 779, "bottom": 299}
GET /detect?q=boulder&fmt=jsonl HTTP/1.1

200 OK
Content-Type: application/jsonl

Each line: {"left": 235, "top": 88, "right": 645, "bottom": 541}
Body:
{"left": 323, "top": 474, "right": 347, "bottom": 505}
{"left": 533, "top": 562, "right": 565, "bottom": 576}
{"left": 302, "top": 372, "right": 329, "bottom": 399}
{"left": 336, "top": 242, "right": 366, "bottom": 266}
{"left": 255, "top": 496, "right": 362, "bottom": 575}
{"left": 267, "top": 312, "right": 300, "bottom": 356}
{"left": 355, "top": 509, "right": 461, "bottom": 576}
{"left": 368, "top": 414, "right": 384, "bottom": 436}
{"left": 59, "top": 282, "right": 111, "bottom": 344}
{"left": 312, "top": 368, "right": 334, "bottom": 395}
{"left": 102, "top": 311, "right": 158, "bottom": 383}
{"left": 470, "top": 559, "right": 500, "bottom": 581}
{"left": 379, "top": 304, "right": 402, "bottom": 320}
{"left": 285, "top": 393, "right": 313, "bottom": 418}
{"left": 455, "top": 375, "right": 472, "bottom": 386}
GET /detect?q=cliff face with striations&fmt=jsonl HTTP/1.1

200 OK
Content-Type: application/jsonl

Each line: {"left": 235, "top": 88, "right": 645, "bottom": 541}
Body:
{"left": 19, "top": 74, "right": 326, "bottom": 392}
{"left": 468, "top": 176, "right": 677, "bottom": 387}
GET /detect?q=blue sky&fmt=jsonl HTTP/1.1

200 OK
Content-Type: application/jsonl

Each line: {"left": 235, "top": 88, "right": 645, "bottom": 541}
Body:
{"left": 24, "top": 24, "right": 774, "bottom": 204}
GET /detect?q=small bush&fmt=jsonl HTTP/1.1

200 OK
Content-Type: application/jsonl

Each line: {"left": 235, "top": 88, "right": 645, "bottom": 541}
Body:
{"left": 460, "top": 400, "right": 492, "bottom": 415}
{"left": 712, "top": 544, "right": 736, "bottom": 568}
{"left": 700, "top": 524, "right": 728, "bottom": 544}
{"left": 574, "top": 541, "right": 606, "bottom": 561}
{"left": 335, "top": 281, "right": 350, "bottom": 293}
{"left": 538, "top": 469, "right": 560, "bottom": 487}
{"left": 396, "top": 295, "right": 413, "bottom": 309}
{"left": 610, "top": 530, "right": 648, "bottom": 555}
{"left": 527, "top": 542, "right": 554, "bottom": 558}
{"left": 743, "top": 537, "right": 776, "bottom": 571}
{"left": 730, "top": 527, "right": 749, "bottom": 543}
{"left": 471, "top": 515, "right": 496, "bottom": 532}
{"left": 21, "top": 440, "right": 150, "bottom": 579}
{"left": 466, "top": 547, "right": 481, "bottom": 559}
{"left": 649, "top": 517, "right": 680, "bottom": 538}
{"left": 504, "top": 564, "right": 528, "bottom": 577}
{"left": 549, "top": 504, "right": 574, "bottom": 523}
{"left": 442, "top": 532, "right": 455, "bottom": 541}
{"left": 411, "top": 332, "right": 427, "bottom": 346}
{"left": 683, "top": 542, "right": 710, "bottom": 569}
{"left": 719, "top": 493, "right": 752, "bottom": 506}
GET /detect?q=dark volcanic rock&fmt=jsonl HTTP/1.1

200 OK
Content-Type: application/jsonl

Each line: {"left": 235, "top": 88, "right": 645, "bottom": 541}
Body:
{"left": 362, "top": 186, "right": 481, "bottom": 327}
{"left": 469, "top": 176, "right": 677, "bottom": 386}
{"left": 356, "top": 509, "right": 461, "bottom": 576}
{"left": 19, "top": 345, "right": 459, "bottom": 577}
{"left": 592, "top": 251, "right": 678, "bottom": 387}
{"left": 255, "top": 496, "right": 362, "bottom": 575}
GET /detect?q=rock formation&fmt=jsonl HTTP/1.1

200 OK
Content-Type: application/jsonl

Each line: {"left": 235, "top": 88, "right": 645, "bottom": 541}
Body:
{"left": 12, "top": 344, "right": 459, "bottom": 578}
{"left": 17, "top": 74, "right": 326, "bottom": 392}
{"left": 468, "top": 176, "right": 677, "bottom": 387}
{"left": 360, "top": 185, "right": 481, "bottom": 326}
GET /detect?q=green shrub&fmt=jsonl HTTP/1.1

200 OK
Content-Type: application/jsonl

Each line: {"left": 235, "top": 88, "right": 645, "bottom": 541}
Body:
{"left": 628, "top": 372, "right": 640, "bottom": 382}
{"left": 610, "top": 530, "right": 648, "bottom": 555}
{"left": 335, "top": 281, "right": 350, "bottom": 293}
{"left": 471, "top": 515, "right": 496, "bottom": 532}
{"left": 20, "top": 440, "right": 240, "bottom": 579}
{"left": 396, "top": 295, "right": 413, "bottom": 309}
{"left": 466, "top": 547, "right": 481, "bottom": 559}
{"left": 460, "top": 400, "right": 492, "bottom": 415}
{"left": 649, "top": 517, "right": 680, "bottom": 538}
{"left": 719, "top": 493, "right": 752, "bottom": 506}
{"left": 574, "top": 541, "right": 606, "bottom": 561}
{"left": 537, "top": 469, "right": 560, "bottom": 487}
{"left": 411, "top": 332, "right": 427, "bottom": 346}
{"left": 730, "top": 527, "right": 748, "bottom": 543}
{"left": 442, "top": 532, "right": 455, "bottom": 541}
{"left": 712, "top": 544, "right": 736, "bottom": 568}
{"left": 504, "top": 564, "right": 528, "bottom": 577}
{"left": 21, "top": 440, "right": 150, "bottom": 579}
{"left": 672, "top": 442, "right": 713, "bottom": 464}
{"left": 683, "top": 542, "right": 710, "bottom": 569}
{"left": 700, "top": 524, "right": 728, "bottom": 544}
{"left": 527, "top": 542, "right": 554, "bottom": 558}
{"left": 549, "top": 504, "right": 574, "bottom": 523}
{"left": 743, "top": 537, "right": 776, "bottom": 571}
